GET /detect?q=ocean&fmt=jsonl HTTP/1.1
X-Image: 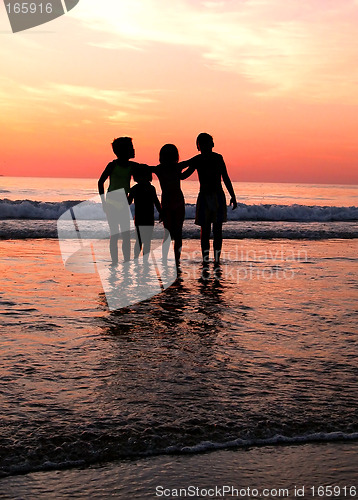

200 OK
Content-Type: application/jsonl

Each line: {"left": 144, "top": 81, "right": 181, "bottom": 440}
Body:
{"left": 0, "top": 177, "right": 357, "bottom": 498}
{"left": 1, "top": 177, "right": 358, "bottom": 240}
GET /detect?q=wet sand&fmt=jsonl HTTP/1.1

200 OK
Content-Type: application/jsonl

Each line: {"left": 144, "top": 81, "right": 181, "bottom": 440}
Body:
{"left": 1, "top": 442, "right": 357, "bottom": 499}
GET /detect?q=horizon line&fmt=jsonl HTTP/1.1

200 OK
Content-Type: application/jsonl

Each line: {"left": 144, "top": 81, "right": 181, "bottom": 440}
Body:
{"left": 0, "top": 174, "right": 357, "bottom": 187}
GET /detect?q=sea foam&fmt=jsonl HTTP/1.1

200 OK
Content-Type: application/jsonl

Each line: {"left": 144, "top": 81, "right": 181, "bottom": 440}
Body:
{"left": 1, "top": 199, "right": 358, "bottom": 222}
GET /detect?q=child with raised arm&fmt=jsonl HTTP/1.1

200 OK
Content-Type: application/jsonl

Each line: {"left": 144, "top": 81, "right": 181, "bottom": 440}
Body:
{"left": 98, "top": 137, "right": 146, "bottom": 265}
{"left": 181, "top": 133, "right": 237, "bottom": 266}
{"left": 127, "top": 170, "right": 161, "bottom": 262}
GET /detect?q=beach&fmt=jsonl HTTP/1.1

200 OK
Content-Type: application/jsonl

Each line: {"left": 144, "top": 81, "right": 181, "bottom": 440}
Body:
{"left": 0, "top": 178, "right": 357, "bottom": 497}
{"left": 0, "top": 236, "right": 357, "bottom": 497}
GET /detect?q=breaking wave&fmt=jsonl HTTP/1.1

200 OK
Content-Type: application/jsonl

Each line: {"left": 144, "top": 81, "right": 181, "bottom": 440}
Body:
{"left": 1, "top": 199, "right": 358, "bottom": 222}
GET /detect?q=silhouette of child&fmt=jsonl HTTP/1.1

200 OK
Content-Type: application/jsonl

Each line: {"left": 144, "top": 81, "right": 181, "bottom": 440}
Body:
{"left": 152, "top": 144, "right": 186, "bottom": 266}
{"left": 181, "top": 133, "right": 237, "bottom": 265}
{"left": 127, "top": 170, "right": 161, "bottom": 261}
{"left": 98, "top": 137, "right": 147, "bottom": 265}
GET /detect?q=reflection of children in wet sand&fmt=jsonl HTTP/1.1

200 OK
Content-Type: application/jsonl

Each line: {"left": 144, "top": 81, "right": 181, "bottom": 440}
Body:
{"left": 181, "top": 133, "right": 237, "bottom": 266}
{"left": 151, "top": 144, "right": 186, "bottom": 267}
{"left": 127, "top": 170, "right": 161, "bottom": 262}
{"left": 98, "top": 137, "right": 146, "bottom": 265}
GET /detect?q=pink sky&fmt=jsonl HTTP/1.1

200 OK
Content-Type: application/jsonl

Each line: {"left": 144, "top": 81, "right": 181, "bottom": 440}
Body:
{"left": 1, "top": 0, "right": 358, "bottom": 183}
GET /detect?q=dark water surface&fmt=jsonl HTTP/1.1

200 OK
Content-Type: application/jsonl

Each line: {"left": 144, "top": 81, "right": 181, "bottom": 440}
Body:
{"left": 0, "top": 239, "right": 357, "bottom": 478}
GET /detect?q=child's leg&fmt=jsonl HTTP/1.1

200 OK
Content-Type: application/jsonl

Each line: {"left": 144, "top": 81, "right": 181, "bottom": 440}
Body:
{"left": 106, "top": 209, "right": 119, "bottom": 265}
{"left": 141, "top": 226, "right": 153, "bottom": 262}
{"left": 173, "top": 211, "right": 184, "bottom": 266}
{"left": 174, "top": 237, "right": 182, "bottom": 265}
{"left": 121, "top": 232, "right": 131, "bottom": 262}
{"left": 134, "top": 225, "right": 142, "bottom": 259}
{"left": 162, "top": 228, "right": 171, "bottom": 263}
{"left": 172, "top": 226, "right": 183, "bottom": 265}
{"left": 200, "top": 223, "right": 211, "bottom": 264}
{"left": 213, "top": 222, "right": 223, "bottom": 264}
{"left": 109, "top": 233, "right": 119, "bottom": 265}
{"left": 119, "top": 206, "right": 131, "bottom": 262}
{"left": 162, "top": 212, "right": 173, "bottom": 263}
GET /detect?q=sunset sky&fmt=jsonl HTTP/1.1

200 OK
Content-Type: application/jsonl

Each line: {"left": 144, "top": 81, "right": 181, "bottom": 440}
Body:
{"left": 1, "top": 0, "right": 358, "bottom": 183}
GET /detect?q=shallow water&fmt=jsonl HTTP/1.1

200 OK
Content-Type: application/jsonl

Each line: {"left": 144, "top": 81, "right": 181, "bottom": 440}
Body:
{"left": 1, "top": 177, "right": 357, "bottom": 206}
{"left": 0, "top": 239, "right": 357, "bottom": 478}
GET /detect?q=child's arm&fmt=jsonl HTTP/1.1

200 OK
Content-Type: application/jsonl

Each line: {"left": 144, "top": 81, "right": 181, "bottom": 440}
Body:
{"left": 178, "top": 160, "right": 189, "bottom": 171}
{"left": 180, "top": 163, "right": 196, "bottom": 180}
{"left": 127, "top": 190, "right": 134, "bottom": 205}
{"left": 220, "top": 158, "right": 237, "bottom": 209}
{"left": 152, "top": 187, "right": 162, "bottom": 220}
{"left": 179, "top": 157, "right": 196, "bottom": 179}
{"left": 98, "top": 163, "right": 114, "bottom": 207}
{"left": 180, "top": 165, "right": 196, "bottom": 180}
{"left": 154, "top": 192, "right": 162, "bottom": 215}
{"left": 179, "top": 156, "right": 196, "bottom": 179}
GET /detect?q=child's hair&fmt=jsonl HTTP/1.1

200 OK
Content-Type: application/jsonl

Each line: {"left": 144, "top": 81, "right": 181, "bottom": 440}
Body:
{"left": 159, "top": 144, "right": 179, "bottom": 164}
{"left": 112, "top": 137, "right": 134, "bottom": 158}
{"left": 196, "top": 133, "right": 214, "bottom": 151}
{"left": 133, "top": 169, "right": 152, "bottom": 183}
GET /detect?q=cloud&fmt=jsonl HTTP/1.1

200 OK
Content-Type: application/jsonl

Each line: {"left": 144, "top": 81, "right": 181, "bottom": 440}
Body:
{"left": 70, "top": 0, "right": 358, "bottom": 102}
{"left": 88, "top": 41, "right": 142, "bottom": 51}
{"left": 0, "top": 78, "right": 158, "bottom": 124}
{"left": 49, "top": 83, "right": 154, "bottom": 107}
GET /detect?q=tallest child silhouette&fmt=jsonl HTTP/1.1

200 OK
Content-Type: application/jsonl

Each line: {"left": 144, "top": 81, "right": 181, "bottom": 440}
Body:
{"left": 181, "top": 133, "right": 237, "bottom": 266}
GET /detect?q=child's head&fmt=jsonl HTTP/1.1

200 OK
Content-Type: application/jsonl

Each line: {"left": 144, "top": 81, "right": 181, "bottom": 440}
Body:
{"left": 196, "top": 133, "right": 214, "bottom": 152}
{"left": 159, "top": 144, "right": 179, "bottom": 164}
{"left": 133, "top": 169, "right": 152, "bottom": 184}
{"left": 112, "top": 137, "right": 135, "bottom": 159}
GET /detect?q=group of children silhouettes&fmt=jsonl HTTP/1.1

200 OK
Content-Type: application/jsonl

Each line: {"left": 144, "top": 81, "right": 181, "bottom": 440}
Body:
{"left": 98, "top": 133, "right": 237, "bottom": 268}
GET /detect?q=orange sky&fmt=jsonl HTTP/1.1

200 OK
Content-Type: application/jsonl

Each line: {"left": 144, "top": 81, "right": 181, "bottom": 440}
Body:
{"left": 1, "top": 0, "right": 358, "bottom": 183}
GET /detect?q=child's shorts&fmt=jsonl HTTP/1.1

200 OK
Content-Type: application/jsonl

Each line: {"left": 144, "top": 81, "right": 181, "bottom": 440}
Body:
{"left": 195, "top": 189, "right": 227, "bottom": 226}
